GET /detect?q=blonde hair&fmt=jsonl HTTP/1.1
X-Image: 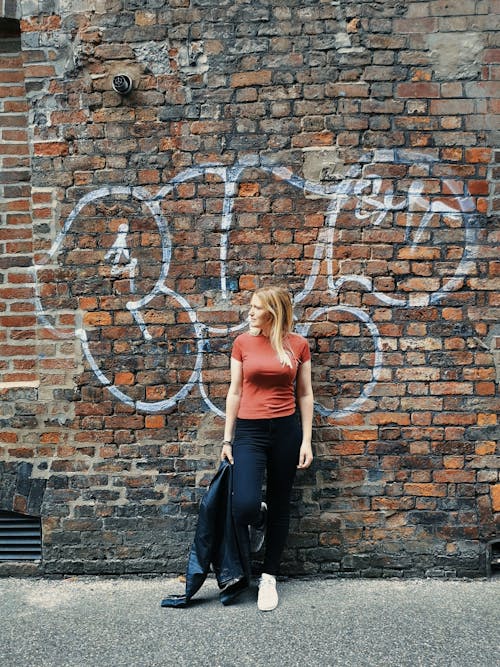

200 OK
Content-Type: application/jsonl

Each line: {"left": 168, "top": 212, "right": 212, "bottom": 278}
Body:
{"left": 253, "top": 286, "right": 294, "bottom": 367}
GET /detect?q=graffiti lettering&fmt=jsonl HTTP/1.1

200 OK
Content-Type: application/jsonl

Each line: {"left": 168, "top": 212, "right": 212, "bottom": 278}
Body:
{"left": 34, "top": 150, "right": 478, "bottom": 419}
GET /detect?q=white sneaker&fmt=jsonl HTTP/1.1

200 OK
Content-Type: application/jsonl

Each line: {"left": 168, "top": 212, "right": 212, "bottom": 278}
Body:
{"left": 257, "top": 573, "right": 278, "bottom": 612}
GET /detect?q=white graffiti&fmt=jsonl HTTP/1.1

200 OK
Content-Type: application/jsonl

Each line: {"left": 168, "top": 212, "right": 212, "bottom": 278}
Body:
{"left": 104, "top": 223, "right": 138, "bottom": 288}
{"left": 34, "top": 149, "right": 478, "bottom": 420}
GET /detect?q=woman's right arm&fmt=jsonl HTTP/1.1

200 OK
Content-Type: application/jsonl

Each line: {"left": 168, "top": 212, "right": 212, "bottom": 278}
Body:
{"left": 221, "top": 357, "right": 243, "bottom": 464}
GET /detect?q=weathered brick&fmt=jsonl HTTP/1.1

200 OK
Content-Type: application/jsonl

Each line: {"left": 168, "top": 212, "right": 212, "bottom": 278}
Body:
{"left": 397, "top": 82, "right": 440, "bottom": 98}
{"left": 231, "top": 70, "right": 272, "bottom": 88}
{"left": 491, "top": 485, "right": 500, "bottom": 512}
{"left": 32, "top": 141, "right": 69, "bottom": 157}
{"left": 433, "top": 470, "right": 476, "bottom": 483}
{"left": 404, "top": 483, "right": 447, "bottom": 497}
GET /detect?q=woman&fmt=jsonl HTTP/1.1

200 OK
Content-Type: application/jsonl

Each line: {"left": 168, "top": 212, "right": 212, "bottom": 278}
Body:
{"left": 221, "top": 286, "right": 314, "bottom": 612}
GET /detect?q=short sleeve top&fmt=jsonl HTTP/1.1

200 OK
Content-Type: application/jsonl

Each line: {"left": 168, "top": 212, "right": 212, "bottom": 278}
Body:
{"left": 231, "top": 331, "right": 311, "bottom": 419}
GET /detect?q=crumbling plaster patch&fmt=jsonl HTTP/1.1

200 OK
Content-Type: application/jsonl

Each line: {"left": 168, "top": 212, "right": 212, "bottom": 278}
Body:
{"left": 426, "top": 32, "right": 484, "bottom": 80}
{"left": 302, "top": 146, "right": 345, "bottom": 185}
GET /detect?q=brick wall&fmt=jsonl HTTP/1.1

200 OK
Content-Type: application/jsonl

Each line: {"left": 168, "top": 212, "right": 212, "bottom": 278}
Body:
{"left": 0, "top": 0, "right": 498, "bottom": 577}
{"left": 0, "top": 17, "right": 36, "bottom": 389}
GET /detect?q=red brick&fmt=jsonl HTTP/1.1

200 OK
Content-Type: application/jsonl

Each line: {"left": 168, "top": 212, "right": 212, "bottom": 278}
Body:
{"left": 403, "top": 483, "right": 447, "bottom": 497}
{"left": 20, "top": 15, "right": 62, "bottom": 32}
{"left": 326, "top": 82, "right": 369, "bottom": 97}
{"left": 239, "top": 182, "right": 260, "bottom": 197}
{"left": 430, "top": 382, "right": 473, "bottom": 395}
{"left": 50, "top": 110, "right": 87, "bottom": 124}
{"left": 189, "top": 120, "right": 232, "bottom": 135}
{"left": 491, "top": 485, "right": 500, "bottom": 512}
{"left": 465, "top": 147, "right": 492, "bottom": 163}
{"left": 13, "top": 495, "right": 28, "bottom": 513}
{"left": 396, "top": 82, "right": 440, "bottom": 98}
{"left": 0, "top": 432, "right": 18, "bottom": 443}
{"left": 476, "top": 382, "right": 496, "bottom": 395}
{"left": 433, "top": 470, "right": 475, "bottom": 483}
{"left": 8, "top": 447, "right": 34, "bottom": 458}
{"left": 0, "top": 85, "right": 26, "bottom": 98}
{"left": 83, "top": 312, "right": 113, "bottom": 326}
{"left": 0, "top": 70, "right": 24, "bottom": 84}
{"left": 115, "top": 372, "right": 135, "bottom": 385}
{"left": 145, "top": 415, "right": 165, "bottom": 429}
{"left": 483, "top": 49, "right": 500, "bottom": 64}
{"left": 0, "top": 56, "right": 23, "bottom": 68}
{"left": 443, "top": 456, "right": 464, "bottom": 469}
{"left": 231, "top": 70, "right": 272, "bottom": 87}
{"left": 23, "top": 65, "right": 56, "bottom": 78}
{"left": 33, "top": 141, "right": 69, "bottom": 156}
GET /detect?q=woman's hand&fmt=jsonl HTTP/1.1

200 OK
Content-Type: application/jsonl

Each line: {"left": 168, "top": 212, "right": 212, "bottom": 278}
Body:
{"left": 297, "top": 442, "right": 313, "bottom": 469}
{"left": 221, "top": 443, "right": 234, "bottom": 464}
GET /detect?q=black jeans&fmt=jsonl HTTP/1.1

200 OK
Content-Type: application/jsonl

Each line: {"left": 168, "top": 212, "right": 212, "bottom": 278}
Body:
{"left": 231, "top": 413, "right": 302, "bottom": 576}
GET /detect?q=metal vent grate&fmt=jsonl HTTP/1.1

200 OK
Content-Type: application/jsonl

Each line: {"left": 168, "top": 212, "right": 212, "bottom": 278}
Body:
{"left": 0, "top": 510, "right": 42, "bottom": 561}
{"left": 486, "top": 539, "right": 500, "bottom": 578}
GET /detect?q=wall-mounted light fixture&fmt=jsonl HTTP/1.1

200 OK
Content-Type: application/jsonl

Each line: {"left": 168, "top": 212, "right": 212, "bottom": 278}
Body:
{"left": 112, "top": 74, "right": 133, "bottom": 95}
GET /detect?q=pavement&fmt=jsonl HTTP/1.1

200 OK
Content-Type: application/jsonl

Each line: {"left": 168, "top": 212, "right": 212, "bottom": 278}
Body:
{"left": 0, "top": 575, "right": 498, "bottom": 667}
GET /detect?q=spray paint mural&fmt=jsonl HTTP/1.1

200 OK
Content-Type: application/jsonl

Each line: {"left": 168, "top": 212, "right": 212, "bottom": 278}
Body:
{"left": 34, "top": 149, "right": 478, "bottom": 419}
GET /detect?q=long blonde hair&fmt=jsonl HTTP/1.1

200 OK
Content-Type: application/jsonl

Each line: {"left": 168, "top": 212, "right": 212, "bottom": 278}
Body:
{"left": 253, "top": 286, "right": 294, "bottom": 367}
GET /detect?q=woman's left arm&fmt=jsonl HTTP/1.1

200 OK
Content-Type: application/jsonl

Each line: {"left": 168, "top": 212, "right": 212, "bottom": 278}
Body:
{"left": 296, "top": 359, "right": 314, "bottom": 469}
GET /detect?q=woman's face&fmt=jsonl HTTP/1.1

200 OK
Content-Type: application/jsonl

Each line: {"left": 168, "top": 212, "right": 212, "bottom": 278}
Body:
{"left": 249, "top": 294, "right": 272, "bottom": 333}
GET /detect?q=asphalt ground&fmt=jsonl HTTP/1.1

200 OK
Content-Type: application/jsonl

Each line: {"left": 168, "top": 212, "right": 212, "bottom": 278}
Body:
{"left": 0, "top": 575, "right": 498, "bottom": 667}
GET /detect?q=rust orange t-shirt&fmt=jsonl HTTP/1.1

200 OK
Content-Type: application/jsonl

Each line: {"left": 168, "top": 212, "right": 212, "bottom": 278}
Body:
{"left": 231, "top": 331, "right": 311, "bottom": 419}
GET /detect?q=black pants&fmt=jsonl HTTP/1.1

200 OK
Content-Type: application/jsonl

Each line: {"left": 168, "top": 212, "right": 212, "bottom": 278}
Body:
{"left": 231, "top": 413, "right": 302, "bottom": 576}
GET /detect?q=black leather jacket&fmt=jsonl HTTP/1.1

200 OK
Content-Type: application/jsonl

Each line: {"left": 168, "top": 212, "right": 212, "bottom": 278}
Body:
{"left": 161, "top": 460, "right": 250, "bottom": 608}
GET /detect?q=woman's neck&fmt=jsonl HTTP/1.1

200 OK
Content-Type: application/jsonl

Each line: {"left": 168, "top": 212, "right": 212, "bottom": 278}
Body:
{"left": 249, "top": 324, "right": 270, "bottom": 337}
{"left": 250, "top": 329, "right": 269, "bottom": 337}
